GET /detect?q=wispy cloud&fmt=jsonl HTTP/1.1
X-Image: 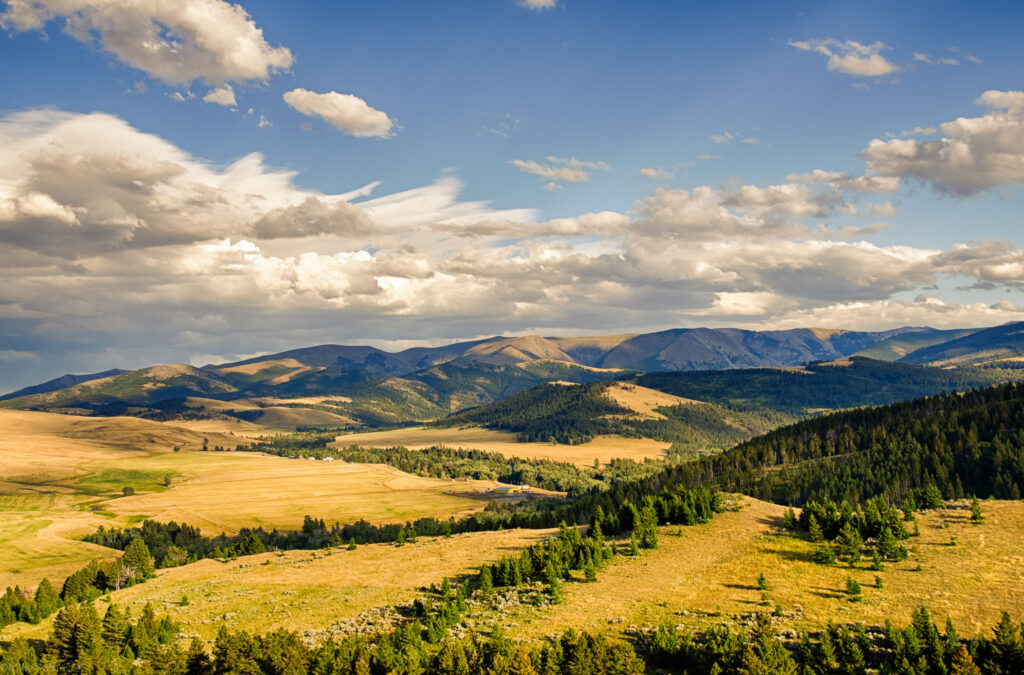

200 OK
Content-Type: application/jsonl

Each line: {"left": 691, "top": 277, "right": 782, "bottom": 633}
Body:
{"left": 789, "top": 38, "right": 899, "bottom": 77}
{"left": 511, "top": 156, "right": 611, "bottom": 189}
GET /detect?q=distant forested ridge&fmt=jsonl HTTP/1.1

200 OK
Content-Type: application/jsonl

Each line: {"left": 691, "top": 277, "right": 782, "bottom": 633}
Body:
{"left": 664, "top": 381, "right": 1024, "bottom": 506}
{"left": 438, "top": 380, "right": 789, "bottom": 451}
{"left": 636, "top": 357, "right": 1002, "bottom": 415}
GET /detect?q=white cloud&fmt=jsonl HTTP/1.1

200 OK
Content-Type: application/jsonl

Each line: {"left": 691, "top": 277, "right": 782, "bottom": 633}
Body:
{"left": 283, "top": 88, "right": 394, "bottom": 138}
{"left": 0, "top": 0, "right": 293, "bottom": 86}
{"left": 789, "top": 38, "right": 898, "bottom": 77}
{"left": 5, "top": 101, "right": 1024, "bottom": 389}
{"left": 203, "top": 84, "right": 236, "bottom": 107}
{"left": 518, "top": 0, "right": 557, "bottom": 10}
{"left": 511, "top": 156, "right": 611, "bottom": 189}
{"left": 639, "top": 167, "right": 674, "bottom": 180}
{"left": 0, "top": 110, "right": 528, "bottom": 256}
{"left": 711, "top": 131, "right": 759, "bottom": 145}
{"left": 864, "top": 90, "right": 1024, "bottom": 195}
{"left": 258, "top": 114, "right": 272, "bottom": 128}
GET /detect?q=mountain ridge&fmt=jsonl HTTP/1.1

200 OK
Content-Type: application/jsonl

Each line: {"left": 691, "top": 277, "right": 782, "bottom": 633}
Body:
{"left": 5, "top": 322, "right": 1024, "bottom": 420}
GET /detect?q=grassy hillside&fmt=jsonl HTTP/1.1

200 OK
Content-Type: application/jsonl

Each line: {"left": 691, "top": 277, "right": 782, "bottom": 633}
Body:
{"left": 0, "top": 364, "right": 238, "bottom": 410}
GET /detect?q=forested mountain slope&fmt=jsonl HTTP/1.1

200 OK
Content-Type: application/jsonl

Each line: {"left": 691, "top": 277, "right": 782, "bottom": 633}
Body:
{"left": 666, "top": 381, "right": 1024, "bottom": 506}
{"left": 635, "top": 357, "right": 999, "bottom": 415}
{"left": 439, "top": 380, "right": 792, "bottom": 452}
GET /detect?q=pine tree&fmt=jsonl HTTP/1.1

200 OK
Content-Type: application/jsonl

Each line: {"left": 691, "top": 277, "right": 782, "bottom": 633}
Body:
{"left": 970, "top": 497, "right": 984, "bottom": 524}
{"left": 101, "top": 603, "right": 130, "bottom": 651}
{"left": 33, "top": 578, "right": 61, "bottom": 617}
{"left": 837, "top": 523, "right": 863, "bottom": 564}
{"left": 782, "top": 508, "right": 797, "bottom": 530}
{"left": 479, "top": 565, "right": 494, "bottom": 599}
{"left": 846, "top": 577, "right": 862, "bottom": 601}
{"left": 49, "top": 602, "right": 104, "bottom": 669}
{"left": 903, "top": 495, "right": 917, "bottom": 521}
{"left": 950, "top": 646, "right": 982, "bottom": 675}
{"left": 757, "top": 572, "right": 768, "bottom": 591}
{"left": 807, "top": 514, "right": 824, "bottom": 542}
{"left": 121, "top": 538, "right": 155, "bottom": 584}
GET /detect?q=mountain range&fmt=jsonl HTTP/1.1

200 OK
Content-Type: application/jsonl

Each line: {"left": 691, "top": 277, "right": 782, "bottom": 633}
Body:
{"left": 4, "top": 322, "right": 1024, "bottom": 425}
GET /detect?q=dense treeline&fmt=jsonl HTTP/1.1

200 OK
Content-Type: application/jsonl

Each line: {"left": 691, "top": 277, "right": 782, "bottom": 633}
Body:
{"left": 83, "top": 484, "right": 721, "bottom": 571}
{"left": 636, "top": 357, "right": 1002, "bottom": 415}
{"left": 661, "top": 381, "right": 1024, "bottom": 506}
{"left": 0, "top": 578, "right": 61, "bottom": 630}
{"left": 643, "top": 607, "right": 1024, "bottom": 675}
{"left": 5, "top": 600, "right": 1023, "bottom": 674}
{"left": 239, "top": 436, "right": 662, "bottom": 495}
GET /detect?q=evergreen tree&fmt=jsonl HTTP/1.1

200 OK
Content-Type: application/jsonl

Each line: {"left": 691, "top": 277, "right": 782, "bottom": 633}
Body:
{"left": 101, "top": 603, "right": 130, "bottom": 651}
{"left": 121, "top": 538, "right": 155, "bottom": 584}
{"left": 33, "top": 578, "right": 61, "bottom": 617}
{"left": 49, "top": 602, "right": 104, "bottom": 670}
{"left": 837, "top": 523, "right": 863, "bottom": 564}
{"left": 479, "top": 565, "right": 494, "bottom": 599}
{"left": 970, "top": 497, "right": 984, "bottom": 524}
{"left": 846, "top": 577, "right": 862, "bottom": 601}
{"left": 807, "top": 514, "right": 824, "bottom": 542}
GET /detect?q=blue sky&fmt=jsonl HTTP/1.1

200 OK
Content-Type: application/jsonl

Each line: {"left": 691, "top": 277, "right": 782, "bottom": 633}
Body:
{"left": 2, "top": 0, "right": 1024, "bottom": 391}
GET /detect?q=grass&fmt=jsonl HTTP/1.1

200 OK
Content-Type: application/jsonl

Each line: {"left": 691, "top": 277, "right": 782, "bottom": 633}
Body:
{"left": 0, "top": 409, "right": 506, "bottom": 589}
{"left": 334, "top": 426, "right": 669, "bottom": 467}
{"left": 97, "top": 451, "right": 502, "bottom": 535}
{"left": 1, "top": 529, "right": 553, "bottom": 643}
{"left": 507, "top": 497, "right": 1024, "bottom": 640}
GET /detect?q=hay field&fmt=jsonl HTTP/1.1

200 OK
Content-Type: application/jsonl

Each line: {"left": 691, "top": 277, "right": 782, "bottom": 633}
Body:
{"left": 1, "top": 529, "right": 554, "bottom": 643}
{"left": 0, "top": 410, "right": 499, "bottom": 588}
{"left": 0, "top": 409, "right": 258, "bottom": 587}
{"left": 334, "top": 426, "right": 669, "bottom": 466}
{"left": 99, "top": 452, "right": 500, "bottom": 535}
{"left": 510, "top": 497, "right": 1024, "bottom": 640}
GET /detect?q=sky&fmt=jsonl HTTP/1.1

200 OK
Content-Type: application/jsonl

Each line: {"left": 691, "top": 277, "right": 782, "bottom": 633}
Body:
{"left": 2, "top": 0, "right": 1024, "bottom": 392}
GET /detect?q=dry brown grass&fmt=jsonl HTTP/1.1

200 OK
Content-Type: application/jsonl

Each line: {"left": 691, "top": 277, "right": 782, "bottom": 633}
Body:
{"left": 100, "top": 452, "right": 500, "bottom": 535}
{"left": 334, "top": 426, "right": 668, "bottom": 466}
{"left": 1, "top": 529, "right": 554, "bottom": 643}
{"left": 509, "top": 497, "right": 1024, "bottom": 640}
{"left": 603, "top": 383, "right": 696, "bottom": 420}
{"left": 0, "top": 410, "right": 501, "bottom": 588}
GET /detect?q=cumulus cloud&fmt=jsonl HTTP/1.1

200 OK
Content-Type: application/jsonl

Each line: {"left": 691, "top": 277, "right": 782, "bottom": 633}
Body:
{"left": 5, "top": 102, "right": 1024, "bottom": 392}
{"left": 283, "top": 89, "right": 394, "bottom": 138}
{"left": 203, "top": 84, "right": 236, "bottom": 107}
{"left": 864, "top": 90, "right": 1024, "bottom": 195}
{"left": 789, "top": 38, "right": 898, "bottom": 77}
{"left": 0, "top": 110, "right": 526, "bottom": 256}
{"left": 0, "top": 0, "right": 293, "bottom": 86}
